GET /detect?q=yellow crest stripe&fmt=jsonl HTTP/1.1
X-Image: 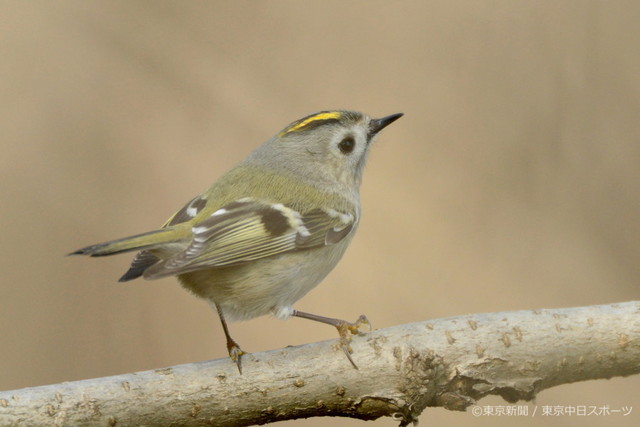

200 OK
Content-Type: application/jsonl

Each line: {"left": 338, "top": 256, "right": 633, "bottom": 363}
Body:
{"left": 280, "top": 111, "right": 342, "bottom": 136}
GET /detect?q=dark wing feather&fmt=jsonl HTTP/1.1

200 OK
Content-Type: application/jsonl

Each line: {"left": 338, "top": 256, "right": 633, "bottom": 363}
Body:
{"left": 143, "top": 199, "right": 355, "bottom": 279}
{"left": 119, "top": 250, "right": 160, "bottom": 282}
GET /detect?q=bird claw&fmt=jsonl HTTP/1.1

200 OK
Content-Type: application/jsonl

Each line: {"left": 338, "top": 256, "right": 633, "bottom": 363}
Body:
{"left": 349, "top": 314, "right": 371, "bottom": 334}
{"left": 227, "top": 341, "right": 246, "bottom": 374}
{"left": 291, "top": 310, "right": 371, "bottom": 369}
{"left": 335, "top": 314, "right": 371, "bottom": 369}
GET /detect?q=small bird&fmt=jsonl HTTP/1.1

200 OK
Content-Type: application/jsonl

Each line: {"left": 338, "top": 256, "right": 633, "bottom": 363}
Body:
{"left": 71, "top": 110, "right": 403, "bottom": 372}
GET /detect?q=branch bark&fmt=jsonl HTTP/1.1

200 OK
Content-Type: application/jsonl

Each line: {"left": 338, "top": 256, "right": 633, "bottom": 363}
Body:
{"left": 1, "top": 301, "right": 639, "bottom": 426}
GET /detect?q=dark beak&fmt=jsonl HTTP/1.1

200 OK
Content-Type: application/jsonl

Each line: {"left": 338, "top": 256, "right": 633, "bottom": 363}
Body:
{"left": 369, "top": 113, "right": 403, "bottom": 136}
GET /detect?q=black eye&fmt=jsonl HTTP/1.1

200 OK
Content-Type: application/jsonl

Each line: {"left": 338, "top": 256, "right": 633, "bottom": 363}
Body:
{"left": 338, "top": 136, "right": 355, "bottom": 154}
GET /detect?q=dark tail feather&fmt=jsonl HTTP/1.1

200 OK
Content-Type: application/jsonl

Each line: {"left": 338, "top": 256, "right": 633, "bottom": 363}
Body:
{"left": 119, "top": 251, "right": 160, "bottom": 282}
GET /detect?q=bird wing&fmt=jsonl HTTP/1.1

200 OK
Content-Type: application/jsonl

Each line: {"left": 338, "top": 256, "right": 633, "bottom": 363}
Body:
{"left": 143, "top": 198, "right": 355, "bottom": 278}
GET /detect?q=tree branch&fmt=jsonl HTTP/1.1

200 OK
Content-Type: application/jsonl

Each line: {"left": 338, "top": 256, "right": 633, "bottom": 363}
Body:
{"left": 1, "top": 301, "right": 639, "bottom": 426}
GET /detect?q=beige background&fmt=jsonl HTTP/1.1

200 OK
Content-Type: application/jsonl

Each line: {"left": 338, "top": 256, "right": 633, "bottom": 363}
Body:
{"left": 1, "top": 1, "right": 639, "bottom": 426}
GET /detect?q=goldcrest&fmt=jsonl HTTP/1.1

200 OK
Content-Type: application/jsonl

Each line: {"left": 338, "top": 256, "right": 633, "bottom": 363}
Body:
{"left": 72, "top": 110, "right": 403, "bottom": 372}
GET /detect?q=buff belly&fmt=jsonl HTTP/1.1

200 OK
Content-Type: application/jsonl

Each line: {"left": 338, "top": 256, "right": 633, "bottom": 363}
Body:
{"left": 178, "top": 238, "right": 351, "bottom": 322}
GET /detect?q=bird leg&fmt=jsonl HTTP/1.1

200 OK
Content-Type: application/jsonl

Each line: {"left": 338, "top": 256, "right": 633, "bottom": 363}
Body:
{"left": 292, "top": 310, "right": 370, "bottom": 369}
{"left": 214, "top": 303, "right": 245, "bottom": 374}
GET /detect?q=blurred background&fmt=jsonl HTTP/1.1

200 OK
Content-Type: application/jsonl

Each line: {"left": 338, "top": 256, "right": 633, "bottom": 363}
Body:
{"left": 1, "top": 1, "right": 639, "bottom": 426}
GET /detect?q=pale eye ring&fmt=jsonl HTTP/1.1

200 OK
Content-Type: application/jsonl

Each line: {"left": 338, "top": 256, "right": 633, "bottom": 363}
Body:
{"left": 338, "top": 136, "right": 355, "bottom": 154}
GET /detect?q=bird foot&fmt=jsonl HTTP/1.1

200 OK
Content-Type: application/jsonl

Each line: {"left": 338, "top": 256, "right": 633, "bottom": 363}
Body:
{"left": 227, "top": 340, "right": 246, "bottom": 374}
{"left": 334, "top": 314, "right": 370, "bottom": 369}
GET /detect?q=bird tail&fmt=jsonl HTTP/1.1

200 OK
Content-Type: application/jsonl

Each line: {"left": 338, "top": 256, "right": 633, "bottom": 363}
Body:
{"left": 69, "top": 227, "right": 185, "bottom": 257}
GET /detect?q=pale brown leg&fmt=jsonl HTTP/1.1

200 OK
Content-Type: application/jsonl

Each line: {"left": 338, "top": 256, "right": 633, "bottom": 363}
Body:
{"left": 292, "top": 310, "right": 370, "bottom": 369}
{"left": 215, "top": 303, "right": 245, "bottom": 374}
